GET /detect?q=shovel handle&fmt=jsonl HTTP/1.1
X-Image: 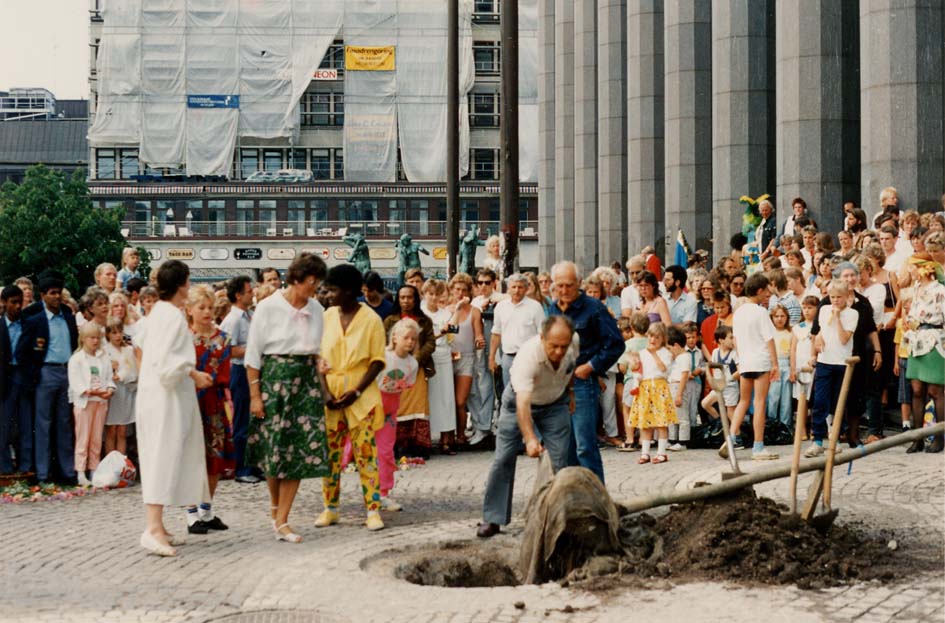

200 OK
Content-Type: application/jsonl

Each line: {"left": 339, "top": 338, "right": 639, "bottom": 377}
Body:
{"left": 823, "top": 356, "right": 860, "bottom": 511}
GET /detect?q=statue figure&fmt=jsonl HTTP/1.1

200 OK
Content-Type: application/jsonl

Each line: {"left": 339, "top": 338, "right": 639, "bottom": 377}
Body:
{"left": 395, "top": 233, "right": 430, "bottom": 284}
{"left": 343, "top": 230, "right": 372, "bottom": 273}
{"left": 458, "top": 223, "right": 484, "bottom": 276}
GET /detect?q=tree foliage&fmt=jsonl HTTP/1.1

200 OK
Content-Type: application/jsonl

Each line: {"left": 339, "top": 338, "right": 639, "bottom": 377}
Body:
{"left": 0, "top": 165, "right": 126, "bottom": 293}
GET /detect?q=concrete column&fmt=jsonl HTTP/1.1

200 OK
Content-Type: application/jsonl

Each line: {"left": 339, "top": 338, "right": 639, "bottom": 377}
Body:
{"left": 711, "top": 0, "right": 775, "bottom": 263}
{"left": 627, "top": 1, "right": 665, "bottom": 260}
{"left": 664, "top": 0, "right": 713, "bottom": 257}
{"left": 537, "top": 0, "right": 556, "bottom": 268}
{"left": 860, "top": 1, "right": 944, "bottom": 215}
{"left": 553, "top": 0, "right": 575, "bottom": 262}
{"left": 597, "top": 0, "right": 627, "bottom": 266}
{"left": 776, "top": 0, "right": 860, "bottom": 234}
{"left": 573, "top": 0, "right": 598, "bottom": 274}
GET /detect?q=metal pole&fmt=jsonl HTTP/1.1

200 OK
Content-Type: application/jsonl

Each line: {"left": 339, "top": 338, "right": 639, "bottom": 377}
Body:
{"left": 500, "top": 0, "right": 520, "bottom": 277}
{"left": 446, "top": 0, "right": 460, "bottom": 277}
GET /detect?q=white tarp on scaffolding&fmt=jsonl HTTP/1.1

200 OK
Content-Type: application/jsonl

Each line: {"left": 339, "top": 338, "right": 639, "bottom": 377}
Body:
{"left": 343, "top": 0, "right": 399, "bottom": 182}
{"left": 89, "top": 0, "right": 342, "bottom": 175}
{"left": 518, "top": 0, "right": 539, "bottom": 183}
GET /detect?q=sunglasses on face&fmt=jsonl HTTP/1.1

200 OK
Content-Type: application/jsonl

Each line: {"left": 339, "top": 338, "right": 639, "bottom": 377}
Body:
{"left": 477, "top": 280, "right": 492, "bottom": 285}
{"left": 732, "top": 281, "right": 744, "bottom": 287}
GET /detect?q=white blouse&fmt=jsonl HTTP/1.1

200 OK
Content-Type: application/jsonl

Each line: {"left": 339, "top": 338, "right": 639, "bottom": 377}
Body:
{"left": 244, "top": 292, "right": 324, "bottom": 369}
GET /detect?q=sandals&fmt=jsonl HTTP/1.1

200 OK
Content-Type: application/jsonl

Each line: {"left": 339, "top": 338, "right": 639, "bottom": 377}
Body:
{"left": 617, "top": 441, "right": 636, "bottom": 453}
{"left": 652, "top": 454, "right": 669, "bottom": 464}
{"left": 274, "top": 523, "right": 303, "bottom": 543}
{"left": 637, "top": 454, "right": 651, "bottom": 464}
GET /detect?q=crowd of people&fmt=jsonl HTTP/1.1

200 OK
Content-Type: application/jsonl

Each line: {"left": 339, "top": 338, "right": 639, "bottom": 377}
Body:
{"left": 0, "top": 187, "right": 942, "bottom": 555}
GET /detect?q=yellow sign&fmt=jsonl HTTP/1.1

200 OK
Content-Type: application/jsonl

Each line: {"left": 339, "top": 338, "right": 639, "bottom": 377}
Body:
{"left": 432, "top": 247, "right": 448, "bottom": 260}
{"left": 345, "top": 45, "right": 396, "bottom": 71}
{"left": 166, "top": 248, "right": 195, "bottom": 260}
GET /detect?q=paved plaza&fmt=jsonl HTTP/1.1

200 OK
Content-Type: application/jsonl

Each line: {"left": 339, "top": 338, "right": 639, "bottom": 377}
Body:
{"left": 1, "top": 443, "right": 942, "bottom": 623}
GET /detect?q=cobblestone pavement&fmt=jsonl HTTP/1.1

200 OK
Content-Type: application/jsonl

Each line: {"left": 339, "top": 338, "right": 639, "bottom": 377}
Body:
{"left": 1, "top": 441, "right": 942, "bottom": 623}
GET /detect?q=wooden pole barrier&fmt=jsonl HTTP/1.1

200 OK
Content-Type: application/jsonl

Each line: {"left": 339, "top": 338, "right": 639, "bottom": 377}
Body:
{"left": 617, "top": 423, "right": 944, "bottom": 515}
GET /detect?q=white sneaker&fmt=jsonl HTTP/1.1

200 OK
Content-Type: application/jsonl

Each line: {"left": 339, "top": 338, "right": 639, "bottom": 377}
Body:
{"left": 804, "top": 443, "right": 825, "bottom": 458}
{"left": 751, "top": 448, "right": 779, "bottom": 460}
{"left": 467, "top": 428, "right": 488, "bottom": 446}
{"left": 76, "top": 472, "right": 91, "bottom": 487}
{"left": 667, "top": 443, "right": 686, "bottom": 452}
{"left": 381, "top": 497, "right": 403, "bottom": 512}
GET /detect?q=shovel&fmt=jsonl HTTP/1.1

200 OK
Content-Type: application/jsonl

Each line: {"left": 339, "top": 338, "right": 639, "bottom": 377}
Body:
{"left": 789, "top": 366, "right": 812, "bottom": 515}
{"left": 800, "top": 356, "right": 859, "bottom": 531}
{"left": 706, "top": 363, "right": 741, "bottom": 477}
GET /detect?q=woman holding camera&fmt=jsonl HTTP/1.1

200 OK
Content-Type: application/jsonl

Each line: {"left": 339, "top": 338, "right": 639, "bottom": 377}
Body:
{"left": 421, "top": 279, "right": 458, "bottom": 454}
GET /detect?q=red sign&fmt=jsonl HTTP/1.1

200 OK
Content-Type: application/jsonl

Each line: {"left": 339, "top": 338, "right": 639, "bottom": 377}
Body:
{"left": 313, "top": 69, "right": 338, "bottom": 80}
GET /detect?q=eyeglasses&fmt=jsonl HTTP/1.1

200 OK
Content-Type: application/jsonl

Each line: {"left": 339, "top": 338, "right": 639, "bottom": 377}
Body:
{"left": 731, "top": 281, "right": 745, "bottom": 286}
{"left": 477, "top": 280, "right": 492, "bottom": 285}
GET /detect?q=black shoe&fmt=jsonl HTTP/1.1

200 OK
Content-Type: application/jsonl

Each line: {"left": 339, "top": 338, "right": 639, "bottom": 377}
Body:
{"left": 201, "top": 516, "right": 229, "bottom": 531}
{"left": 235, "top": 474, "right": 262, "bottom": 484}
{"left": 925, "top": 436, "right": 944, "bottom": 454}
{"left": 187, "top": 520, "right": 210, "bottom": 534}
{"left": 476, "top": 522, "right": 500, "bottom": 538}
{"left": 906, "top": 439, "right": 925, "bottom": 454}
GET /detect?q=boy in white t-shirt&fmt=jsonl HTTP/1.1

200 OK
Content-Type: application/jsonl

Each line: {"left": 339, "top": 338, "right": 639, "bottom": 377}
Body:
{"left": 804, "top": 280, "right": 858, "bottom": 457}
{"left": 727, "top": 273, "right": 780, "bottom": 460}
{"left": 666, "top": 326, "right": 692, "bottom": 449}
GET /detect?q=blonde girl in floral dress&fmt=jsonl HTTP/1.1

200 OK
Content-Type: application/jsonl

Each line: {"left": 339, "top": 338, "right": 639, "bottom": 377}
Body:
{"left": 185, "top": 285, "right": 235, "bottom": 534}
{"left": 628, "top": 322, "right": 676, "bottom": 465}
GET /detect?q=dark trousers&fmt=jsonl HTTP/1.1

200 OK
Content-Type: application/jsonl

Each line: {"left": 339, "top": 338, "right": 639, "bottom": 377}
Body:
{"left": 810, "top": 363, "right": 846, "bottom": 442}
{"left": 481, "top": 385, "right": 572, "bottom": 525}
{"left": 34, "top": 366, "right": 73, "bottom": 480}
{"left": 230, "top": 363, "right": 253, "bottom": 477}
{"left": 0, "top": 368, "right": 34, "bottom": 473}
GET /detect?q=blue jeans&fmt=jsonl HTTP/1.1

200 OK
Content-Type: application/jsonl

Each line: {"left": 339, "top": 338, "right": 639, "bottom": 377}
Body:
{"left": 500, "top": 352, "right": 515, "bottom": 390}
{"left": 766, "top": 356, "right": 793, "bottom": 427}
{"left": 230, "top": 363, "right": 253, "bottom": 477}
{"left": 482, "top": 385, "right": 572, "bottom": 525}
{"left": 33, "top": 366, "right": 74, "bottom": 481}
{"left": 467, "top": 349, "right": 497, "bottom": 433}
{"left": 0, "top": 368, "right": 33, "bottom": 473}
{"left": 810, "top": 363, "right": 846, "bottom": 442}
{"left": 567, "top": 376, "right": 604, "bottom": 483}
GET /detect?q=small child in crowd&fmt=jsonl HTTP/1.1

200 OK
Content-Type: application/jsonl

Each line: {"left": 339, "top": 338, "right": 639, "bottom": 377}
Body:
{"left": 893, "top": 288, "right": 914, "bottom": 431}
{"left": 139, "top": 286, "right": 159, "bottom": 316}
{"left": 805, "top": 280, "right": 858, "bottom": 457}
{"left": 68, "top": 322, "right": 116, "bottom": 487}
{"left": 376, "top": 318, "right": 419, "bottom": 512}
{"left": 727, "top": 273, "right": 780, "bottom": 460}
{"left": 701, "top": 325, "right": 739, "bottom": 423}
{"left": 618, "top": 312, "right": 650, "bottom": 451}
{"left": 667, "top": 327, "right": 692, "bottom": 450}
{"left": 790, "top": 296, "right": 819, "bottom": 439}
{"left": 627, "top": 323, "right": 676, "bottom": 464}
{"left": 767, "top": 305, "right": 794, "bottom": 428}
{"left": 103, "top": 319, "right": 137, "bottom": 457}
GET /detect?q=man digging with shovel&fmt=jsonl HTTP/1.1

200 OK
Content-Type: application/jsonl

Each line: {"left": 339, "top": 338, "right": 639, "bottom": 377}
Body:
{"left": 477, "top": 316, "right": 579, "bottom": 538}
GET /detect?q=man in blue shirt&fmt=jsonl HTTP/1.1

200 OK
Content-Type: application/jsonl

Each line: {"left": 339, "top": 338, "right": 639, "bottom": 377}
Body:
{"left": 548, "top": 261, "right": 624, "bottom": 483}
{"left": 18, "top": 271, "right": 78, "bottom": 484}
{"left": 664, "top": 265, "right": 698, "bottom": 325}
{"left": 0, "top": 285, "right": 29, "bottom": 474}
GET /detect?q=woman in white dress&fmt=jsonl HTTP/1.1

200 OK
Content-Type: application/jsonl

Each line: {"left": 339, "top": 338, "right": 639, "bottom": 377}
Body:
{"left": 135, "top": 260, "right": 213, "bottom": 556}
{"left": 420, "top": 279, "right": 457, "bottom": 452}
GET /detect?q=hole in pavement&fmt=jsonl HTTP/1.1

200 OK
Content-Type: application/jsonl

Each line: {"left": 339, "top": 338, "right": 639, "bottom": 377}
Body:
{"left": 365, "top": 536, "right": 522, "bottom": 588}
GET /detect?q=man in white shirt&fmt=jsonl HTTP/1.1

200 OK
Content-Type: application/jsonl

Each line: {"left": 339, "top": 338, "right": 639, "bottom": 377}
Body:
{"left": 489, "top": 273, "right": 546, "bottom": 388}
{"left": 620, "top": 256, "right": 645, "bottom": 317}
{"left": 477, "top": 316, "right": 578, "bottom": 538}
{"left": 468, "top": 269, "right": 507, "bottom": 446}
{"left": 219, "top": 276, "right": 259, "bottom": 483}
{"left": 664, "top": 265, "right": 698, "bottom": 325}
{"left": 879, "top": 225, "right": 908, "bottom": 274}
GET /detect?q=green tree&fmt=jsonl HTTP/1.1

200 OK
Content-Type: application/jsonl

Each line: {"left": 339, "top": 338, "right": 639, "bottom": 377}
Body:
{"left": 0, "top": 165, "right": 126, "bottom": 293}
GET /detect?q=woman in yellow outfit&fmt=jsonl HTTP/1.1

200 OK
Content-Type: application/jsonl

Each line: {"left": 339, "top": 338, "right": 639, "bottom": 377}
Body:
{"left": 317, "top": 265, "right": 388, "bottom": 531}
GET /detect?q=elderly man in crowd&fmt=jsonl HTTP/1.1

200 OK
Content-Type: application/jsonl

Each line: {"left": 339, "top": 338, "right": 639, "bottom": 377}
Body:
{"left": 548, "top": 261, "right": 623, "bottom": 483}
{"left": 489, "top": 273, "right": 546, "bottom": 389}
{"left": 757, "top": 198, "right": 778, "bottom": 256}
{"left": 94, "top": 263, "right": 118, "bottom": 295}
{"left": 620, "top": 256, "right": 645, "bottom": 317}
{"left": 477, "top": 315, "right": 578, "bottom": 538}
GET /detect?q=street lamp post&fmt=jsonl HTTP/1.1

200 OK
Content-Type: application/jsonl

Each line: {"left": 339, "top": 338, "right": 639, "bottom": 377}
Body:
{"left": 500, "top": 0, "right": 520, "bottom": 277}
{"left": 446, "top": 0, "right": 460, "bottom": 277}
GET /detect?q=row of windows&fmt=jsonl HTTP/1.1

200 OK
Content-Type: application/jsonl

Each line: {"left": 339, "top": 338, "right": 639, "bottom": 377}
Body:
{"left": 315, "top": 39, "right": 501, "bottom": 75}
{"left": 94, "top": 147, "right": 501, "bottom": 181}
{"left": 300, "top": 90, "right": 500, "bottom": 127}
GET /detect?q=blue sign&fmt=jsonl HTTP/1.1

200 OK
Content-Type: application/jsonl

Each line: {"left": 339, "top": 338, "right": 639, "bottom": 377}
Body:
{"left": 187, "top": 95, "right": 240, "bottom": 109}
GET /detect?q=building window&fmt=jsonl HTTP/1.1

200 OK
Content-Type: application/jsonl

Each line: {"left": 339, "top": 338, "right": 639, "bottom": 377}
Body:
{"left": 301, "top": 91, "right": 344, "bottom": 126}
{"left": 470, "top": 92, "right": 499, "bottom": 127}
{"left": 96, "top": 149, "right": 116, "bottom": 180}
{"left": 259, "top": 200, "right": 277, "bottom": 232}
{"left": 488, "top": 199, "right": 500, "bottom": 222}
{"left": 319, "top": 40, "right": 345, "bottom": 70}
{"left": 311, "top": 199, "right": 328, "bottom": 227}
{"left": 389, "top": 199, "right": 406, "bottom": 222}
{"left": 473, "top": 40, "right": 500, "bottom": 75}
{"left": 474, "top": 0, "right": 498, "bottom": 14}
{"left": 240, "top": 149, "right": 259, "bottom": 179}
{"left": 289, "top": 148, "right": 307, "bottom": 170}
{"left": 236, "top": 200, "right": 253, "bottom": 236}
{"left": 410, "top": 199, "right": 429, "bottom": 236}
{"left": 133, "top": 200, "right": 151, "bottom": 236}
{"left": 311, "top": 148, "right": 331, "bottom": 180}
{"left": 333, "top": 148, "right": 344, "bottom": 180}
{"left": 119, "top": 149, "right": 139, "bottom": 178}
{"left": 207, "top": 200, "right": 225, "bottom": 236}
{"left": 461, "top": 200, "right": 480, "bottom": 227}
{"left": 519, "top": 198, "right": 530, "bottom": 223}
{"left": 338, "top": 199, "right": 378, "bottom": 224}
{"left": 287, "top": 200, "right": 306, "bottom": 234}
{"left": 263, "top": 150, "right": 283, "bottom": 172}
{"left": 472, "top": 148, "right": 497, "bottom": 180}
